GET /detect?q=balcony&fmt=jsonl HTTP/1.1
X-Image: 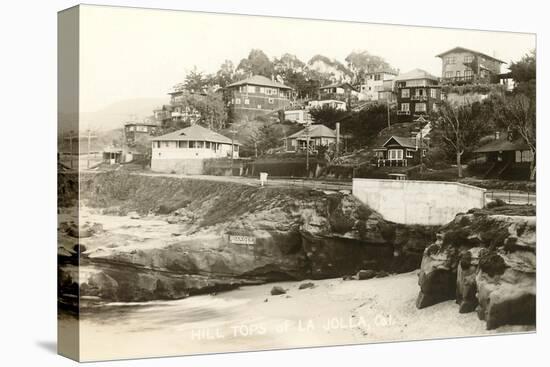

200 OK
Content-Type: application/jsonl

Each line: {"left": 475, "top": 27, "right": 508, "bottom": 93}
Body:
{"left": 411, "top": 95, "right": 428, "bottom": 101}
{"left": 397, "top": 110, "right": 410, "bottom": 115}
{"left": 441, "top": 76, "right": 475, "bottom": 85}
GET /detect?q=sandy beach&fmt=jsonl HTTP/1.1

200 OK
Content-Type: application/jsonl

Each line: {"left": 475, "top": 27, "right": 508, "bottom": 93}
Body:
{"left": 63, "top": 271, "right": 532, "bottom": 362}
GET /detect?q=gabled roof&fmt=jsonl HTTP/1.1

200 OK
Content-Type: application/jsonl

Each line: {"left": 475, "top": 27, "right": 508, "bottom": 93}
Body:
{"left": 288, "top": 124, "right": 336, "bottom": 139}
{"left": 394, "top": 69, "right": 439, "bottom": 82}
{"left": 319, "top": 82, "right": 359, "bottom": 92}
{"left": 473, "top": 138, "right": 529, "bottom": 153}
{"left": 382, "top": 136, "right": 418, "bottom": 149}
{"left": 151, "top": 125, "right": 240, "bottom": 145}
{"left": 436, "top": 47, "right": 505, "bottom": 64}
{"left": 226, "top": 75, "right": 293, "bottom": 90}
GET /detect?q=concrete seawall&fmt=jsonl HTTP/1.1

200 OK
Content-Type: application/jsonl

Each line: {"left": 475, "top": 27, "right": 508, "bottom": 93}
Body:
{"left": 352, "top": 179, "right": 486, "bottom": 225}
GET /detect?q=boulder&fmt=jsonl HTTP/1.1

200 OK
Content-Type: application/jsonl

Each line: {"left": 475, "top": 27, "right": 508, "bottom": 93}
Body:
{"left": 298, "top": 282, "right": 315, "bottom": 290}
{"left": 271, "top": 286, "right": 286, "bottom": 295}
{"left": 476, "top": 250, "right": 536, "bottom": 329}
{"left": 416, "top": 243, "right": 458, "bottom": 309}
{"left": 357, "top": 269, "right": 377, "bottom": 280}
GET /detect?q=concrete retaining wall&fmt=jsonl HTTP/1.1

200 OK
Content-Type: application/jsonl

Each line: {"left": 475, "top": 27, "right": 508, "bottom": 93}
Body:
{"left": 151, "top": 158, "right": 205, "bottom": 174}
{"left": 352, "top": 179, "right": 486, "bottom": 225}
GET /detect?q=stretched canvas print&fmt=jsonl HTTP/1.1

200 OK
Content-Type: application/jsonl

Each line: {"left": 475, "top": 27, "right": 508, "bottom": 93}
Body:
{"left": 58, "top": 4, "right": 537, "bottom": 362}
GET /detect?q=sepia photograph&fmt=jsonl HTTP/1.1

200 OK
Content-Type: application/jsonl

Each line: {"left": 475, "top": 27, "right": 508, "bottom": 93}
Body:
{"left": 56, "top": 4, "right": 536, "bottom": 362}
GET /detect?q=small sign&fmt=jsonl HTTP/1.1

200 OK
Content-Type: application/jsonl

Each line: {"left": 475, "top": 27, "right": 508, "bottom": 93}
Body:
{"left": 229, "top": 235, "right": 256, "bottom": 245}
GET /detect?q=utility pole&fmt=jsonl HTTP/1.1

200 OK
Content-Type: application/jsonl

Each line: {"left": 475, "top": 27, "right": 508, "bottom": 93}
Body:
{"left": 229, "top": 129, "right": 237, "bottom": 176}
{"left": 305, "top": 124, "right": 310, "bottom": 174}
{"left": 387, "top": 97, "right": 391, "bottom": 128}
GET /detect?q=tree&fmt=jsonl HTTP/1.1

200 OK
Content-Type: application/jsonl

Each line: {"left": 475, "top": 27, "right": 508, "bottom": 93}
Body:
{"left": 183, "top": 68, "right": 208, "bottom": 93}
{"left": 237, "top": 49, "right": 274, "bottom": 77}
{"left": 492, "top": 94, "right": 536, "bottom": 180}
{"left": 247, "top": 124, "right": 285, "bottom": 156}
{"left": 345, "top": 50, "right": 392, "bottom": 84}
{"left": 341, "top": 103, "right": 394, "bottom": 148}
{"left": 309, "top": 105, "right": 349, "bottom": 128}
{"left": 215, "top": 60, "right": 236, "bottom": 88}
{"left": 509, "top": 50, "right": 536, "bottom": 97}
{"left": 433, "top": 101, "right": 491, "bottom": 178}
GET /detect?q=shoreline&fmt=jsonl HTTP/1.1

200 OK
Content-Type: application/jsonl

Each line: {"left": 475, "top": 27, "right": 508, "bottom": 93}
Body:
{"left": 68, "top": 271, "right": 533, "bottom": 362}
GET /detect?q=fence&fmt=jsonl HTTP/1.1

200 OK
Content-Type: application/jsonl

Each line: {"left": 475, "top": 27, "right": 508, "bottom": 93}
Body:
{"left": 485, "top": 191, "right": 536, "bottom": 205}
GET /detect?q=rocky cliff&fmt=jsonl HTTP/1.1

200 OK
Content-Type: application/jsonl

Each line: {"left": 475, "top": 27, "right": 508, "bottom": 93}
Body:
{"left": 58, "top": 172, "right": 435, "bottom": 305}
{"left": 416, "top": 204, "right": 536, "bottom": 329}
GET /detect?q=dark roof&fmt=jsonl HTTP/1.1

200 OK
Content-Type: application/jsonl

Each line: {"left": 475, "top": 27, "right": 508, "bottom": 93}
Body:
{"left": 473, "top": 138, "right": 529, "bottom": 153}
{"left": 151, "top": 125, "right": 240, "bottom": 145}
{"left": 382, "top": 136, "right": 418, "bottom": 149}
{"left": 394, "top": 69, "right": 439, "bottom": 82}
{"left": 288, "top": 125, "right": 336, "bottom": 139}
{"left": 435, "top": 47, "right": 505, "bottom": 64}
{"left": 319, "top": 82, "right": 359, "bottom": 92}
{"left": 226, "top": 75, "right": 292, "bottom": 90}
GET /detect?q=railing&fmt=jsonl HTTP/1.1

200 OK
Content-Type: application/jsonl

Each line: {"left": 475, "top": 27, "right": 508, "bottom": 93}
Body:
{"left": 397, "top": 110, "right": 410, "bottom": 115}
{"left": 411, "top": 95, "right": 428, "bottom": 101}
{"left": 441, "top": 76, "right": 475, "bottom": 84}
{"left": 485, "top": 191, "right": 536, "bottom": 205}
{"left": 377, "top": 159, "right": 408, "bottom": 167}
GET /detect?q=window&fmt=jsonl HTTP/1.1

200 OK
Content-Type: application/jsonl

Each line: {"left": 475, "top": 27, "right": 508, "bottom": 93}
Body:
{"left": 255, "top": 86, "right": 260, "bottom": 93}
{"left": 374, "top": 74, "right": 381, "bottom": 81}
{"left": 464, "top": 55, "right": 474, "bottom": 63}
{"left": 163, "top": 141, "right": 170, "bottom": 148}
{"left": 456, "top": 71, "right": 462, "bottom": 78}
{"left": 415, "top": 103, "right": 427, "bottom": 112}
{"left": 464, "top": 70, "right": 473, "bottom": 79}
{"left": 235, "top": 98, "right": 241, "bottom": 104}
{"left": 189, "top": 141, "right": 196, "bottom": 148}
{"left": 401, "top": 103, "right": 410, "bottom": 111}
{"left": 244, "top": 98, "right": 250, "bottom": 105}
{"left": 178, "top": 141, "right": 188, "bottom": 149}
{"left": 247, "top": 86, "right": 255, "bottom": 93}
{"left": 196, "top": 141, "right": 204, "bottom": 149}
{"left": 430, "top": 88, "right": 437, "bottom": 98}
{"left": 401, "top": 89, "right": 410, "bottom": 98}
{"left": 446, "top": 56, "right": 456, "bottom": 64}
{"left": 388, "top": 149, "right": 403, "bottom": 160}
{"left": 257, "top": 104, "right": 262, "bottom": 109}
{"left": 406, "top": 150, "right": 413, "bottom": 158}
{"left": 268, "top": 98, "right": 274, "bottom": 104}
{"left": 206, "top": 141, "right": 211, "bottom": 149}
{"left": 445, "top": 71, "right": 453, "bottom": 78}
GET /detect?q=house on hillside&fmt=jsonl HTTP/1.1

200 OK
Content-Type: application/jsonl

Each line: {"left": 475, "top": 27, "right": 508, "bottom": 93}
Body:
{"left": 373, "top": 135, "right": 427, "bottom": 167}
{"left": 225, "top": 75, "right": 294, "bottom": 120}
{"left": 436, "top": 46, "right": 505, "bottom": 85}
{"left": 283, "top": 124, "right": 338, "bottom": 153}
{"left": 284, "top": 108, "right": 312, "bottom": 125}
{"left": 472, "top": 131, "right": 533, "bottom": 180}
{"left": 153, "top": 89, "right": 205, "bottom": 127}
{"left": 359, "top": 69, "right": 398, "bottom": 101}
{"left": 308, "top": 99, "right": 347, "bottom": 111}
{"left": 318, "top": 82, "right": 358, "bottom": 103}
{"left": 150, "top": 125, "right": 240, "bottom": 174}
{"left": 395, "top": 69, "right": 441, "bottom": 122}
{"left": 124, "top": 122, "right": 159, "bottom": 145}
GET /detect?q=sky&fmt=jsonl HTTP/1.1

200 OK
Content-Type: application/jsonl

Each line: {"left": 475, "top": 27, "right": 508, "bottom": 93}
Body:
{"left": 79, "top": 4, "right": 536, "bottom": 113}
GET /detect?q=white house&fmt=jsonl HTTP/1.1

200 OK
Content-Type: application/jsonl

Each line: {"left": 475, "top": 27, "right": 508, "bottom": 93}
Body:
{"left": 359, "top": 70, "right": 398, "bottom": 101}
{"left": 308, "top": 99, "right": 347, "bottom": 111}
{"left": 284, "top": 109, "right": 312, "bottom": 125}
{"left": 151, "top": 125, "right": 240, "bottom": 174}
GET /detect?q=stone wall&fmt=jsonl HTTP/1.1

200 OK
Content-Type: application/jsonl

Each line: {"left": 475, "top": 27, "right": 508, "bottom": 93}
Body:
{"left": 352, "top": 178, "right": 486, "bottom": 225}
